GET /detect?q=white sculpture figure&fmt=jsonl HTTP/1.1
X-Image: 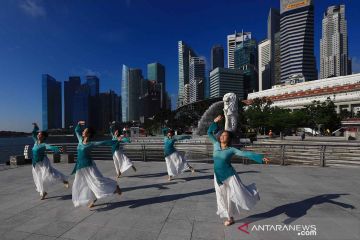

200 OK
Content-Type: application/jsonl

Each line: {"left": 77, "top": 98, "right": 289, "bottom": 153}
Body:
{"left": 223, "top": 93, "right": 238, "bottom": 132}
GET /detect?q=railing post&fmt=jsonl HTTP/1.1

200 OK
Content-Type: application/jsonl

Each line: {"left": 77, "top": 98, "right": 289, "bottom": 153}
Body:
{"left": 281, "top": 145, "right": 286, "bottom": 165}
{"left": 320, "top": 145, "right": 326, "bottom": 167}
{"left": 142, "top": 144, "right": 146, "bottom": 162}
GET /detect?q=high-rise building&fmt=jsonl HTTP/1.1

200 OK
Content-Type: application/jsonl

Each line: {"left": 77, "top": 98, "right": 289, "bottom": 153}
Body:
{"left": 227, "top": 31, "right": 252, "bottom": 69}
{"left": 98, "top": 91, "right": 121, "bottom": 131}
{"left": 258, "top": 39, "right": 271, "bottom": 91}
{"left": 268, "top": 8, "right": 280, "bottom": 86}
{"left": 42, "top": 74, "right": 62, "bottom": 130}
{"left": 274, "top": 32, "right": 281, "bottom": 85}
{"left": 147, "top": 62, "right": 166, "bottom": 108}
{"left": 121, "top": 65, "right": 130, "bottom": 122}
{"left": 128, "top": 68, "right": 143, "bottom": 121}
{"left": 183, "top": 84, "right": 190, "bottom": 105}
{"left": 211, "top": 45, "right": 224, "bottom": 70}
{"left": 234, "top": 39, "right": 258, "bottom": 96}
{"left": 209, "top": 67, "right": 244, "bottom": 100}
{"left": 320, "top": 4, "right": 351, "bottom": 79}
{"left": 86, "top": 76, "right": 99, "bottom": 96}
{"left": 64, "top": 76, "right": 81, "bottom": 128}
{"left": 280, "top": 0, "right": 317, "bottom": 82}
{"left": 178, "top": 41, "right": 196, "bottom": 107}
{"left": 189, "top": 57, "right": 206, "bottom": 103}
{"left": 72, "top": 84, "right": 90, "bottom": 126}
{"left": 139, "top": 80, "right": 162, "bottom": 119}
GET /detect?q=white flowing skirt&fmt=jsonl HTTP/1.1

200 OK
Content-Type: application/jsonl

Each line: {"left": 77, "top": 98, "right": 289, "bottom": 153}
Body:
{"left": 165, "top": 151, "right": 190, "bottom": 177}
{"left": 72, "top": 164, "right": 118, "bottom": 207}
{"left": 214, "top": 174, "right": 260, "bottom": 219}
{"left": 113, "top": 150, "right": 133, "bottom": 174}
{"left": 32, "top": 156, "right": 68, "bottom": 196}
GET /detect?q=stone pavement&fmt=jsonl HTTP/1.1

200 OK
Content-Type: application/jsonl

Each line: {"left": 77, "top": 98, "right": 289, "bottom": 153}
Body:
{"left": 0, "top": 161, "right": 359, "bottom": 240}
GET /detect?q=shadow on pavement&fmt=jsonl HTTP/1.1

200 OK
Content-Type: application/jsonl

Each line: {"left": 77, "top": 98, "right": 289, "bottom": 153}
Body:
{"left": 237, "top": 193, "right": 355, "bottom": 225}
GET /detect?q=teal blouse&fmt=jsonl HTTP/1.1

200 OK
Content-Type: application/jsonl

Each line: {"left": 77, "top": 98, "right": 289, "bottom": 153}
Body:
{"left": 31, "top": 126, "right": 60, "bottom": 167}
{"left": 71, "top": 124, "right": 117, "bottom": 174}
{"left": 109, "top": 126, "right": 131, "bottom": 155}
{"left": 207, "top": 122, "right": 264, "bottom": 185}
{"left": 164, "top": 135, "right": 191, "bottom": 157}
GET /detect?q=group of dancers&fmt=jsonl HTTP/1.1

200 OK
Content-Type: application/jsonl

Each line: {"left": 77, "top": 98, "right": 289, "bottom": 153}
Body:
{"left": 30, "top": 115, "right": 269, "bottom": 226}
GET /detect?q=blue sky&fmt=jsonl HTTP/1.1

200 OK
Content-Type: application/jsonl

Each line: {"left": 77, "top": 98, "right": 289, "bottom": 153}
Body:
{"left": 0, "top": 0, "right": 359, "bottom": 132}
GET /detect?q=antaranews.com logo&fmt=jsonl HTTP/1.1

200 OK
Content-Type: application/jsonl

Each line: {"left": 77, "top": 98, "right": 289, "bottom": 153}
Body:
{"left": 239, "top": 222, "right": 317, "bottom": 237}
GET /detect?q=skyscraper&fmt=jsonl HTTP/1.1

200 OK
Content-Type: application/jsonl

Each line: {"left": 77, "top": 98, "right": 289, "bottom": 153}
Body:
{"left": 189, "top": 57, "right": 206, "bottom": 103}
{"left": 147, "top": 62, "right": 166, "bottom": 108}
{"left": 98, "top": 91, "right": 121, "bottom": 131}
{"left": 121, "top": 65, "right": 130, "bottom": 122}
{"left": 211, "top": 45, "right": 224, "bottom": 70}
{"left": 320, "top": 4, "right": 351, "bottom": 79}
{"left": 128, "top": 68, "right": 143, "bottom": 121}
{"left": 234, "top": 39, "right": 258, "bottom": 96}
{"left": 72, "top": 84, "right": 90, "bottom": 126}
{"left": 268, "top": 8, "right": 280, "bottom": 86}
{"left": 280, "top": 0, "right": 317, "bottom": 82}
{"left": 178, "top": 41, "right": 197, "bottom": 107}
{"left": 209, "top": 67, "right": 244, "bottom": 100}
{"left": 227, "top": 31, "right": 252, "bottom": 69}
{"left": 86, "top": 75, "right": 100, "bottom": 96}
{"left": 42, "top": 74, "right": 62, "bottom": 130}
{"left": 258, "top": 39, "right": 271, "bottom": 91}
{"left": 64, "top": 76, "right": 81, "bottom": 128}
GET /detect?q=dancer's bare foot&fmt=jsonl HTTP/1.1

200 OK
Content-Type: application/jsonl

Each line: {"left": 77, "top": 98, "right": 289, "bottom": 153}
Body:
{"left": 88, "top": 199, "right": 97, "bottom": 208}
{"left": 114, "top": 185, "right": 122, "bottom": 195}
{"left": 40, "top": 192, "right": 47, "bottom": 200}
{"left": 224, "top": 217, "right": 235, "bottom": 226}
{"left": 190, "top": 167, "right": 195, "bottom": 174}
{"left": 132, "top": 166, "right": 137, "bottom": 172}
{"left": 117, "top": 172, "right": 121, "bottom": 178}
{"left": 63, "top": 181, "right": 69, "bottom": 188}
{"left": 167, "top": 176, "right": 173, "bottom": 181}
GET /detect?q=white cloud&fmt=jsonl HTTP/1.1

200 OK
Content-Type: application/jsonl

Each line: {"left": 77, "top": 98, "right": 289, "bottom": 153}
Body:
{"left": 352, "top": 57, "right": 360, "bottom": 74}
{"left": 84, "top": 68, "right": 102, "bottom": 77}
{"left": 19, "top": 0, "right": 46, "bottom": 18}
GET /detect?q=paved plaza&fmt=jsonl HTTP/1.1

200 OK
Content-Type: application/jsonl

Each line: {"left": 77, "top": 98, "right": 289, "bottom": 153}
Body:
{"left": 0, "top": 161, "right": 359, "bottom": 240}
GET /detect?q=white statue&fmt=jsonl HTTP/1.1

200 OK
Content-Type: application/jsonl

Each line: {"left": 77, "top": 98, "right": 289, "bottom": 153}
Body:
{"left": 223, "top": 93, "right": 238, "bottom": 132}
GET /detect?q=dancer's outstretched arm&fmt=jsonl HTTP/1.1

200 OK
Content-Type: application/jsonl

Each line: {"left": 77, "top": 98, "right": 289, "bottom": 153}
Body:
{"left": 207, "top": 122, "right": 219, "bottom": 144}
{"left": 119, "top": 137, "right": 131, "bottom": 143}
{"left": 109, "top": 125, "right": 115, "bottom": 139}
{"left": 75, "top": 123, "right": 83, "bottom": 143}
{"left": 31, "top": 123, "right": 39, "bottom": 143}
{"left": 93, "top": 139, "right": 118, "bottom": 147}
{"left": 173, "top": 135, "right": 191, "bottom": 142}
{"left": 45, "top": 144, "right": 63, "bottom": 153}
{"left": 232, "top": 148, "right": 265, "bottom": 164}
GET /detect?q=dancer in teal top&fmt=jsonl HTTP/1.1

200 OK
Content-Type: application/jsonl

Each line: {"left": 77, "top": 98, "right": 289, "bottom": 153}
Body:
{"left": 71, "top": 121, "right": 122, "bottom": 208}
{"left": 208, "top": 115, "right": 270, "bottom": 226}
{"left": 109, "top": 122, "right": 136, "bottom": 178}
{"left": 31, "top": 123, "right": 69, "bottom": 200}
{"left": 163, "top": 129, "right": 195, "bottom": 181}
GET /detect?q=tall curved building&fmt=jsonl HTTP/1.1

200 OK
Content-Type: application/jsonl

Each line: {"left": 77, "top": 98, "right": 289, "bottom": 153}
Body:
{"left": 280, "top": 0, "right": 317, "bottom": 83}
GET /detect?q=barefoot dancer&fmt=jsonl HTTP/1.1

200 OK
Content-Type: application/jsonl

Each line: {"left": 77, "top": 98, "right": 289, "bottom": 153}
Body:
{"left": 31, "top": 123, "right": 69, "bottom": 200}
{"left": 164, "top": 129, "right": 195, "bottom": 181}
{"left": 208, "top": 115, "right": 270, "bottom": 226}
{"left": 71, "top": 121, "right": 122, "bottom": 208}
{"left": 110, "top": 123, "right": 136, "bottom": 178}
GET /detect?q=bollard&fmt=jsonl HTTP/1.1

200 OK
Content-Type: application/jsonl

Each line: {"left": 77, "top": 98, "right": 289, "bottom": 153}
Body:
{"left": 60, "top": 153, "right": 75, "bottom": 163}
{"left": 47, "top": 153, "right": 61, "bottom": 163}
{"left": 9, "top": 155, "right": 26, "bottom": 165}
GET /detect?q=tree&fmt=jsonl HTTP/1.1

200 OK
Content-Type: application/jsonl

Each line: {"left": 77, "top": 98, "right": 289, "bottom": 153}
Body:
{"left": 245, "top": 97, "right": 273, "bottom": 134}
{"left": 267, "top": 107, "right": 294, "bottom": 139}
{"left": 305, "top": 100, "right": 340, "bottom": 133}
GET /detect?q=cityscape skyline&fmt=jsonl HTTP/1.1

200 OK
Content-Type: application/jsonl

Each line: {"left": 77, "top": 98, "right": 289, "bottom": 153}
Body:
{"left": 1, "top": 0, "right": 359, "bottom": 131}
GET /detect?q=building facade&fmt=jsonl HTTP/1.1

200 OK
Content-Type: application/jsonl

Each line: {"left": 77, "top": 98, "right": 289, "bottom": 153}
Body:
{"left": 189, "top": 57, "right": 206, "bottom": 103}
{"left": 42, "top": 74, "right": 62, "bottom": 130}
{"left": 234, "top": 39, "right": 258, "bottom": 96}
{"left": 211, "top": 45, "right": 224, "bottom": 70}
{"left": 227, "top": 31, "right": 252, "bottom": 69}
{"left": 258, "top": 39, "right": 271, "bottom": 91}
{"left": 280, "top": 0, "right": 317, "bottom": 83}
{"left": 320, "top": 4, "right": 351, "bottom": 79}
{"left": 209, "top": 67, "right": 244, "bottom": 100}
{"left": 178, "top": 41, "right": 197, "bottom": 107}
{"left": 147, "top": 62, "right": 166, "bottom": 109}
{"left": 64, "top": 76, "right": 81, "bottom": 128}
{"left": 247, "top": 73, "right": 360, "bottom": 114}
